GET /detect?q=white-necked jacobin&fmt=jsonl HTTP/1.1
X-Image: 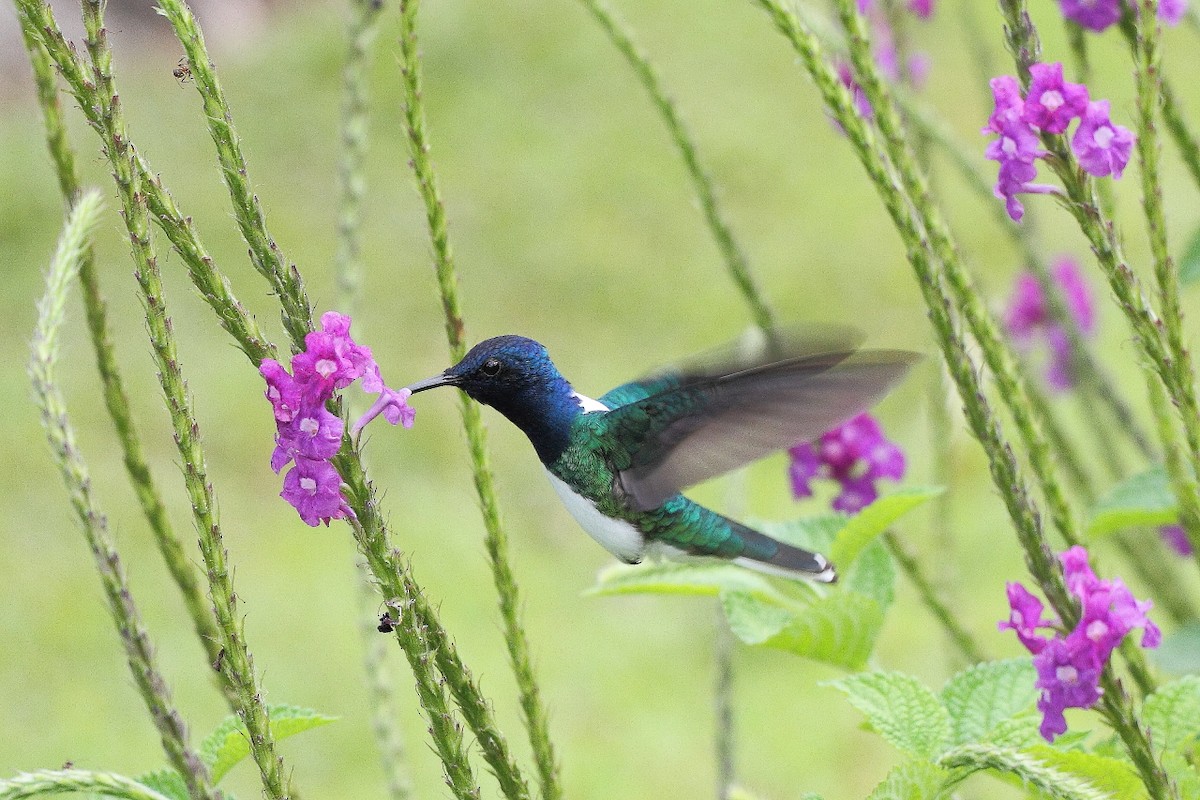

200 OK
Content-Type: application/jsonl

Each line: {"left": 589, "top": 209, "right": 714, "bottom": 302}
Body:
{"left": 405, "top": 329, "right": 917, "bottom": 582}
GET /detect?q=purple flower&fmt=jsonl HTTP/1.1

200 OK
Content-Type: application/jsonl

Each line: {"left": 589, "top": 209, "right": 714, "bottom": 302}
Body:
{"left": 836, "top": 61, "right": 874, "bottom": 120}
{"left": 291, "top": 311, "right": 380, "bottom": 395}
{"left": 260, "top": 359, "right": 303, "bottom": 423}
{"left": 259, "top": 312, "right": 411, "bottom": 527}
{"left": 788, "top": 413, "right": 906, "bottom": 513}
{"left": 1160, "top": 0, "right": 1187, "bottom": 25}
{"left": 1160, "top": 524, "right": 1193, "bottom": 556}
{"left": 271, "top": 403, "right": 344, "bottom": 473}
{"left": 1023, "top": 63, "right": 1089, "bottom": 134}
{"left": 1058, "top": 0, "right": 1124, "bottom": 31}
{"left": 908, "top": 0, "right": 934, "bottom": 18}
{"left": 352, "top": 387, "right": 417, "bottom": 436}
{"left": 1000, "top": 545, "right": 1160, "bottom": 742}
{"left": 983, "top": 76, "right": 1059, "bottom": 222}
{"left": 1004, "top": 257, "right": 1095, "bottom": 390}
{"left": 281, "top": 457, "right": 349, "bottom": 527}
{"left": 1034, "top": 633, "right": 1104, "bottom": 741}
{"left": 999, "top": 582, "right": 1055, "bottom": 654}
{"left": 1072, "top": 100, "right": 1135, "bottom": 179}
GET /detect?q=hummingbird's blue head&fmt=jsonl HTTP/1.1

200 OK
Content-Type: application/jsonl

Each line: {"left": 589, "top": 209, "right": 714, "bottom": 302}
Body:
{"left": 407, "top": 335, "right": 583, "bottom": 463}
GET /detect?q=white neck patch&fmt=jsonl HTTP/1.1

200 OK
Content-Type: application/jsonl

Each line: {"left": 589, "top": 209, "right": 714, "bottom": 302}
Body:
{"left": 572, "top": 392, "right": 609, "bottom": 413}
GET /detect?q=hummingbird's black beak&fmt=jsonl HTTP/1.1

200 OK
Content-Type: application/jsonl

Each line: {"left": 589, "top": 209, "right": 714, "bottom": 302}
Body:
{"left": 404, "top": 372, "right": 458, "bottom": 394}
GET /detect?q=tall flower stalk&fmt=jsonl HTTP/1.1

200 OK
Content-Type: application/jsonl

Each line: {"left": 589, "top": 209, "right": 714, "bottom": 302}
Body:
{"left": 396, "top": 0, "right": 560, "bottom": 797}
{"left": 29, "top": 191, "right": 218, "bottom": 800}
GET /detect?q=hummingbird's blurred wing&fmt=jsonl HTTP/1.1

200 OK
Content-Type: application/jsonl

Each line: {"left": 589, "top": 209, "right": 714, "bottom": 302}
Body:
{"left": 598, "top": 325, "right": 866, "bottom": 408}
{"left": 604, "top": 347, "right": 920, "bottom": 511}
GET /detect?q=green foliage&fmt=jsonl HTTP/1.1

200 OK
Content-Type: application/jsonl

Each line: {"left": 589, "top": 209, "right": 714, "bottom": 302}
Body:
{"left": 1179, "top": 225, "right": 1200, "bottom": 286}
{"left": 828, "top": 487, "right": 944, "bottom": 568}
{"left": 131, "top": 770, "right": 189, "bottom": 800}
{"left": 940, "top": 659, "right": 1038, "bottom": 746}
{"left": 1024, "top": 746, "right": 1147, "bottom": 800}
{"left": 1087, "top": 465, "right": 1177, "bottom": 536}
{"left": 937, "top": 745, "right": 1116, "bottom": 800}
{"left": 1142, "top": 675, "right": 1200, "bottom": 754}
{"left": 200, "top": 705, "right": 336, "bottom": 784}
{"left": 827, "top": 671, "right": 951, "bottom": 759}
{"left": 590, "top": 491, "right": 937, "bottom": 669}
{"left": 865, "top": 761, "right": 954, "bottom": 800}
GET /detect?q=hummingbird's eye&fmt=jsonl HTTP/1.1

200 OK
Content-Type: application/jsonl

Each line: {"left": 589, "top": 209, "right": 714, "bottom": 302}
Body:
{"left": 480, "top": 358, "right": 503, "bottom": 377}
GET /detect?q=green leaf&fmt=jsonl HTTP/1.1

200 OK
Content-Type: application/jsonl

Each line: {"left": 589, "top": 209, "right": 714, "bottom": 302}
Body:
{"left": 866, "top": 761, "right": 954, "bottom": 800}
{"left": 1143, "top": 675, "right": 1200, "bottom": 754}
{"left": 723, "top": 590, "right": 884, "bottom": 669}
{"left": 937, "top": 744, "right": 1116, "bottom": 800}
{"left": 940, "top": 659, "right": 1038, "bottom": 746}
{"left": 829, "top": 487, "right": 943, "bottom": 569}
{"left": 1025, "top": 745, "right": 1147, "bottom": 800}
{"left": 1179, "top": 225, "right": 1200, "bottom": 286}
{"left": 1153, "top": 621, "right": 1200, "bottom": 675}
{"left": 827, "top": 671, "right": 951, "bottom": 759}
{"left": 131, "top": 771, "right": 188, "bottom": 800}
{"left": 1087, "top": 465, "right": 1176, "bottom": 537}
{"left": 587, "top": 561, "right": 785, "bottom": 602}
{"left": 200, "top": 704, "right": 336, "bottom": 783}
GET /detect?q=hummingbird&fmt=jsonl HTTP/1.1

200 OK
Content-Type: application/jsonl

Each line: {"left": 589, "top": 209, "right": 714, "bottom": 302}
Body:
{"left": 405, "top": 330, "right": 917, "bottom": 582}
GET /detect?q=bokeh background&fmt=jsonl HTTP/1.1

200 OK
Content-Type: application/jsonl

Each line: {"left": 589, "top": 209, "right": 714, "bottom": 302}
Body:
{"left": 2, "top": 0, "right": 1198, "bottom": 797}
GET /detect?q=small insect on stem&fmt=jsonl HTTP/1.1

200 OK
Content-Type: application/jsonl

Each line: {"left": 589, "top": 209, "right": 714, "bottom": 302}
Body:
{"left": 377, "top": 612, "right": 397, "bottom": 633}
{"left": 211, "top": 646, "right": 225, "bottom": 672}
{"left": 172, "top": 57, "right": 192, "bottom": 84}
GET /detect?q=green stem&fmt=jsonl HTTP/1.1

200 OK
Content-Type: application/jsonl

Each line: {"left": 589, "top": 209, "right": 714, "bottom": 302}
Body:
{"left": 883, "top": 531, "right": 986, "bottom": 663}
{"left": 336, "top": 446, "right": 532, "bottom": 799}
{"left": 377, "top": 560, "right": 481, "bottom": 800}
{"left": 155, "top": 0, "right": 314, "bottom": 350}
{"left": 0, "top": 770, "right": 177, "bottom": 800}
{"left": 70, "top": 2, "right": 289, "bottom": 794}
{"left": 29, "top": 191, "right": 219, "bottom": 800}
{"left": 336, "top": 0, "right": 383, "bottom": 318}
{"left": 17, "top": 7, "right": 229, "bottom": 687}
{"left": 836, "top": 0, "right": 1081, "bottom": 547}
{"left": 750, "top": 0, "right": 1072, "bottom": 618}
{"left": 396, "top": 1, "right": 558, "bottom": 797}
{"left": 575, "top": 0, "right": 774, "bottom": 333}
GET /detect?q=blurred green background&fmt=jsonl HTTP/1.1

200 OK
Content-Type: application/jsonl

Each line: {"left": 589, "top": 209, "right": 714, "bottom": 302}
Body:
{"left": 2, "top": 0, "right": 1199, "bottom": 797}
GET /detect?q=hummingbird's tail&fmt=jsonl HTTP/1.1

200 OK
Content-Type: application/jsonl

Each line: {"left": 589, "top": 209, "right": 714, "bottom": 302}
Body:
{"left": 729, "top": 521, "right": 837, "bottom": 583}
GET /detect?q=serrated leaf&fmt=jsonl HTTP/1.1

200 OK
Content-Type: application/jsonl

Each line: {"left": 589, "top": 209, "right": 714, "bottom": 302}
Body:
{"left": 940, "top": 659, "right": 1038, "bottom": 746}
{"left": 1153, "top": 621, "right": 1200, "bottom": 675}
{"left": 201, "top": 704, "right": 336, "bottom": 783}
{"left": 840, "top": 537, "right": 895, "bottom": 609}
{"left": 866, "top": 761, "right": 954, "bottom": 800}
{"left": 1087, "top": 465, "right": 1177, "bottom": 537}
{"left": 829, "top": 487, "right": 943, "bottom": 569}
{"left": 1025, "top": 745, "right": 1147, "bottom": 800}
{"left": 727, "top": 590, "right": 885, "bottom": 669}
{"left": 1143, "top": 675, "right": 1200, "bottom": 754}
{"left": 132, "top": 771, "right": 188, "bottom": 800}
{"left": 1180, "top": 225, "right": 1200, "bottom": 286}
{"left": 587, "top": 561, "right": 784, "bottom": 602}
{"left": 828, "top": 671, "right": 952, "bottom": 759}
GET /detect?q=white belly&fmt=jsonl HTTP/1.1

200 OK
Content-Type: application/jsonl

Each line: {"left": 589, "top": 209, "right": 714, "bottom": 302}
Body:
{"left": 544, "top": 470, "right": 645, "bottom": 564}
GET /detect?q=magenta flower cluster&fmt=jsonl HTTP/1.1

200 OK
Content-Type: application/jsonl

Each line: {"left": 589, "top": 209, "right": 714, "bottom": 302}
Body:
{"left": 833, "top": 0, "right": 934, "bottom": 129}
{"left": 1004, "top": 256, "right": 1095, "bottom": 391}
{"left": 260, "top": 312, "right": 415, "bottom": 526}
{"left": 789, "top": 413, "right": 906, "bottom": 514}
{"left": 984, "top": 62, "right": 1135, "bottom": 221}
{"left": 1059, "top": 0, "right": 1185, "bottom": 32}
{"left": 999, "top": 546, "right": 1160, "bottom": 742}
